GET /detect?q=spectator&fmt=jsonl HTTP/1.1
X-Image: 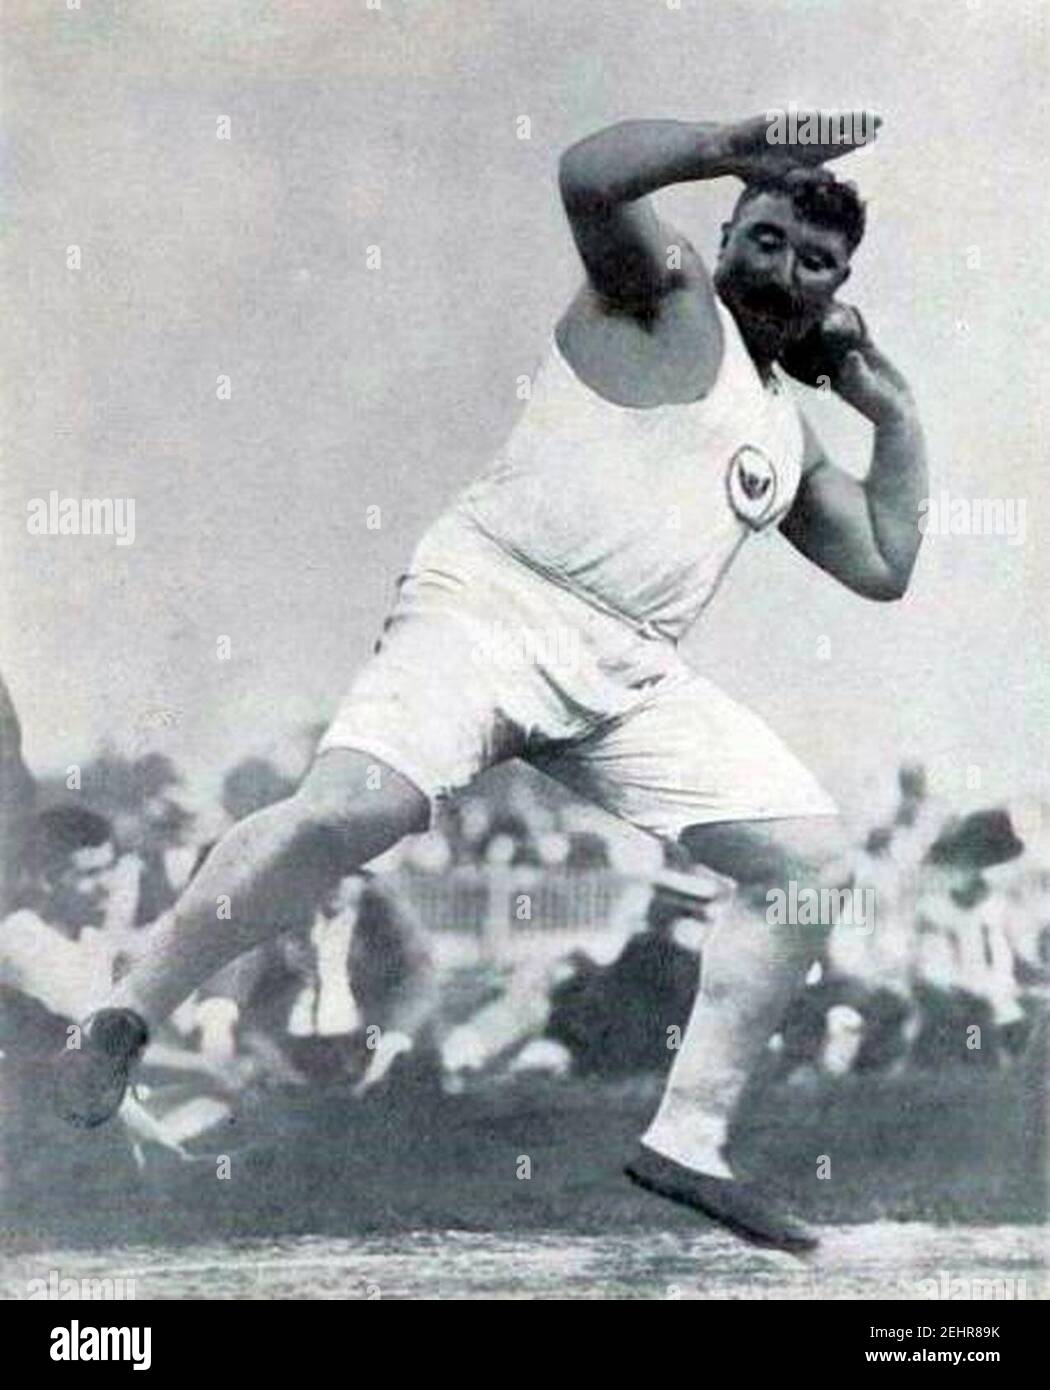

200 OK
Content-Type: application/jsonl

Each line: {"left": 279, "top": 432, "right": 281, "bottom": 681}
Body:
{"left": 546, "top": 872, "right": 707, "bottom": 1075}
{"left": 0, "top": 806, "right": 123, "bottom": 1017}
{"left": 821, "top": 824, "right": 917, "bottom": 1073}
{"left": 911, "top": 810, "right": 1025, "bottom": 1068}
{"left": 0, "top": 673, "right": 36, "bottom": 918}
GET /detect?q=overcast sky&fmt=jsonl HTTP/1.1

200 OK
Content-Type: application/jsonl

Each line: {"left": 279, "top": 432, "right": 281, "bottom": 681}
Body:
{"left": 4, "top": 0, "right": 1047, "bottom": 824}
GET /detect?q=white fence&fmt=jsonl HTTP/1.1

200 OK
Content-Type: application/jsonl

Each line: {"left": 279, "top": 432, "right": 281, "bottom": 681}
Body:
{"left": 395, "top": 867, "right": 717, "bottom": 963}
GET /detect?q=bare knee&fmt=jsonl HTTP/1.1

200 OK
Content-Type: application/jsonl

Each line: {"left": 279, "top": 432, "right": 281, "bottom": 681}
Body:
{"left": 292, "top": 748, "right": 428, "bottom": 856}
{"left": 681, "top": 815, "right": 847, "bottom": 910}
{"left": 681, "top": 818, "right": 850, "bottom": 984}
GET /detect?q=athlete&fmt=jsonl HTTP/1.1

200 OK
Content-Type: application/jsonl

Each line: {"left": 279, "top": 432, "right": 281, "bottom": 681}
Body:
{"left": 56, "top": 110, "right": 927, "bottom": 1251}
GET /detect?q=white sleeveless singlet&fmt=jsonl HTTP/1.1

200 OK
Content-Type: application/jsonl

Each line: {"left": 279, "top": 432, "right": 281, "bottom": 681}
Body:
{"left": 450, "top": 296, "right": 805, "bottom": 642}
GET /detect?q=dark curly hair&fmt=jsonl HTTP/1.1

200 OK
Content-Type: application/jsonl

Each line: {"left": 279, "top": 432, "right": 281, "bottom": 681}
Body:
{"left": 28, "top": 805, "right": 113, "bottom": 877}
{"left": 731, "top": 167, "right": 866, "bottom": 254}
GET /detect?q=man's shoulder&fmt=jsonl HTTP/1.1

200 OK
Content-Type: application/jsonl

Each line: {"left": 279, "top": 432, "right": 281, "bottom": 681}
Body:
{"left": 555, "top": 261, "right": 725, "bottom": 404}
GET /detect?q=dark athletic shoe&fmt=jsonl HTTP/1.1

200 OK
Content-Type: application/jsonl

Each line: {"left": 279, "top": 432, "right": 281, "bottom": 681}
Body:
{"left": 624, "top": 1145, "right": 819, "bottom": 1253}
{"left": 53, "top": 1007, "right": 149, "bottom": 1129}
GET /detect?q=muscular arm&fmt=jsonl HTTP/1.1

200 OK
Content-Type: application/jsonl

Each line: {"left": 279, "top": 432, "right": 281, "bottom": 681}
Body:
{"left": 558, "top": 113, "right": 874, "bottom": 311}
{"left": 558, "top": 121, "right": 732, "bottom": 306}
{"left": 780, "top": 359, "right": 928, "bottom": 601}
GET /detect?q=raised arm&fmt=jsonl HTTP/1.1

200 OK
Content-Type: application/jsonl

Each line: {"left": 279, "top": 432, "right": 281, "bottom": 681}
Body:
{"left": 558, "top": 121, "right": 729, "bottom": 307}
{"left": 558, "top": 113, "right": 877, "bottom": 311}
{"left": 780, "top": 338, "right": 928, "bottom": 601}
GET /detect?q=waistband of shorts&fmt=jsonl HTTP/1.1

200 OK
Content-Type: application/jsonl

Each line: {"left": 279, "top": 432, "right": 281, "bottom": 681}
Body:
{"left": 423, "top": 506, "right": 679, "bottom": 646}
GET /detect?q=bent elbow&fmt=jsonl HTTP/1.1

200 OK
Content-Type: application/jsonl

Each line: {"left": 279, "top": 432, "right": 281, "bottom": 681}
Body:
{"left": 558, "top": 150, "right": 601, "bottom": 211}
{"left": 558, "top": 125, "right": 631, "bottom": 208}
{"left": 865, "top": 570, "right": 910, "bottom": 602}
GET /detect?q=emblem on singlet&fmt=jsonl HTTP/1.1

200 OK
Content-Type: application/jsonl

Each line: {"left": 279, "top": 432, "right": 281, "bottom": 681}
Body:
{"left": 726, "top": 444, "right": 779, "bottom": 529}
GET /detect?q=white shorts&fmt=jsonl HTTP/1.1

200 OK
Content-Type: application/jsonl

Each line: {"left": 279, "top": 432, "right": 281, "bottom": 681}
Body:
{"left": 318, "top": 510, "right": 837, "bottom": 841}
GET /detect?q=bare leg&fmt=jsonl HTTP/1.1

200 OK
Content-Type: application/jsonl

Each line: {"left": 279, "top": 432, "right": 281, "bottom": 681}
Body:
{"left": 110, "top": 750, "right": 428, "bottom": 1029}
{"left": 641, "top": 816, "right": 844, "bottom": 1177}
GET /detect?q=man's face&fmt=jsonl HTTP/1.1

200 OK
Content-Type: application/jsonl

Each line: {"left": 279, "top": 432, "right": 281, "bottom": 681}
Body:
{"left": 714, "top": 192, "right": 851, "bottom": 360}
{"left": 47, "top": 841, "right": 117, "bottom": 931}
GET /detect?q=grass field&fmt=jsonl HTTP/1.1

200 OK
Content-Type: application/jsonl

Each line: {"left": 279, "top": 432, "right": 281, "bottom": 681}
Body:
{"left": 2, "top": 1064, "right": 1046, "bottom": 1299}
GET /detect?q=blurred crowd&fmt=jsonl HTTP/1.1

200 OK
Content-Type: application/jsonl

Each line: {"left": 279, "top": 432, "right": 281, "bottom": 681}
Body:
{"left": 1, "top": 669, "right": 1048, "bottom": 1159}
